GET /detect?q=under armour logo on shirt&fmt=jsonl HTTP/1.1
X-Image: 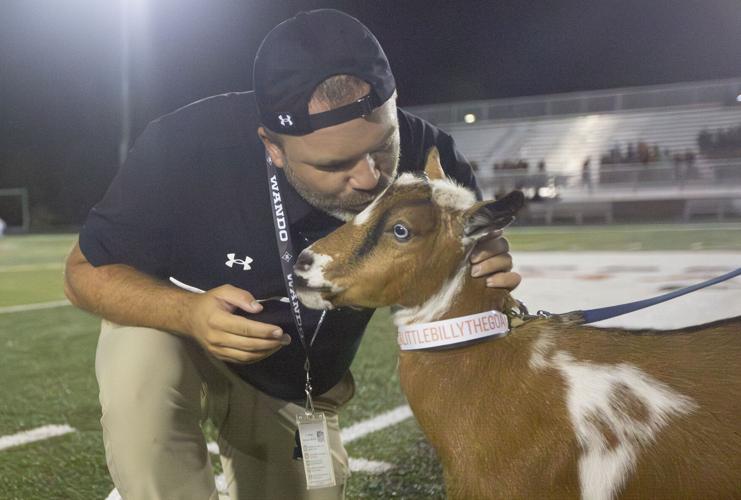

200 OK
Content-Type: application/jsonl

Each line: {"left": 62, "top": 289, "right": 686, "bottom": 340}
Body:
{"left": 226, "top": 253, "right": 253, "bottom": 271}
{"left": 278, "top": 114, "right": 294, "bottom": 127}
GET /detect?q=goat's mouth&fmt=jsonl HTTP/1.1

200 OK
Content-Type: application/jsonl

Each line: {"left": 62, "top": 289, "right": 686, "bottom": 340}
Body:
{"left": 294, "top": 275, "right": 342, "bottom": 310}
{"left": 296, "top": 286, "right": 337, "bottom": 310}
{"left": 295, "top": 284, "right": 336, "bottom": 296}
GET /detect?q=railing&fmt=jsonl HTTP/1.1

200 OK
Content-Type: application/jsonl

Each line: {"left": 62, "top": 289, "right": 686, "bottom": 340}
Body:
{"left": 408, "top": 78, "right": 741, "bottom": 126}
{"left": 475, "top": 158, "right": 741, "bottom": 199}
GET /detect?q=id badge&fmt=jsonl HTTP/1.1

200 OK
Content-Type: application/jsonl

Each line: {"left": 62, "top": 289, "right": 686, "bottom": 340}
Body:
{"left": 296, "top": 411, "right": 336, "bottom": 490}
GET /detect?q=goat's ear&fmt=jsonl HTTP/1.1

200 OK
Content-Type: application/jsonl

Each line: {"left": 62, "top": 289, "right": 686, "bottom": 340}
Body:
{"left": 424, "top": 147, "right": 446, "bottom": 181}
{"left": 463, "top": 191, "right": 525, "bottom": 241}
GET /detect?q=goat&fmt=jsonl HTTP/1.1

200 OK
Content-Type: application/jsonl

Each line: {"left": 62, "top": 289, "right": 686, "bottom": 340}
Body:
{"left": 294, "top": 148, "right": 741, "bottom": 500}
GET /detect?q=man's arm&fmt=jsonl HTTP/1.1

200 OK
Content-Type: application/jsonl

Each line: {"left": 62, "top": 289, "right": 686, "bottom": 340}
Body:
{"left": 64, "top": 241, "right": 291, "bottom": 363}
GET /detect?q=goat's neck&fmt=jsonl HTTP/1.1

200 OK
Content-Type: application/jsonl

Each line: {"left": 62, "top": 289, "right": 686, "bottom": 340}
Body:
{"left": 392, "top": 261, "right": 518, "bottom": 327}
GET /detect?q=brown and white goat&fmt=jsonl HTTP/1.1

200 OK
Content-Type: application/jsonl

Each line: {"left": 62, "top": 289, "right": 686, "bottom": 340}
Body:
{"left": 294, "top": 149, "right": 741, "bottom": 500}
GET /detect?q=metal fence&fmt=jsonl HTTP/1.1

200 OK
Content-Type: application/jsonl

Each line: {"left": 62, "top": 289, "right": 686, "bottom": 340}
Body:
{"left": 478, "top": 159, "right": 741, "bottom": 224}
{"left": 409, "top": 78, "right": 741, "bottom": 126}
{"left": 477, "top": 158, "right": 741, "bottom": 199}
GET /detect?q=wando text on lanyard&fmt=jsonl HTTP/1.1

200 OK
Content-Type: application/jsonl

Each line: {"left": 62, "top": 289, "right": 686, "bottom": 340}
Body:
{"left": 266, "top": 153, "right": 337, "bottom": 490}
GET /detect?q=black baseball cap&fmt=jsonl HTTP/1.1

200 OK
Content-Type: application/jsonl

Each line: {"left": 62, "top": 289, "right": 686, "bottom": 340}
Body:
{"left": 254, "top": 9, "right": 396, "bottom": 136}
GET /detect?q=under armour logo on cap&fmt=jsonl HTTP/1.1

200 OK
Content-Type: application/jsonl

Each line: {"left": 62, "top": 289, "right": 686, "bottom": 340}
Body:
{"left": 278, "top": 114, "right": 294, "bottom": 128}
{"left": 253, "top": 9, "right": 396, "bottom": 136}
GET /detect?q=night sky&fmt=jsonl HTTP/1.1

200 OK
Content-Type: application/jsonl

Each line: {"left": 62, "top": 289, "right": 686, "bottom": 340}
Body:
{"left": 2, "top": 0, "right": 740, "bottom": 225}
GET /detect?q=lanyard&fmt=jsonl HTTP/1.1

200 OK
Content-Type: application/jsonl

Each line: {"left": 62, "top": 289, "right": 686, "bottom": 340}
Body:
{"left": 265, "top": 154, "right": 326, "bottom": 412}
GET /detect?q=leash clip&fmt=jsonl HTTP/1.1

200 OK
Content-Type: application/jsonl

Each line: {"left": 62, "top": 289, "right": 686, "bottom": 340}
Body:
{"left": 508, "top": 300, "right": 553, "bottom": 327}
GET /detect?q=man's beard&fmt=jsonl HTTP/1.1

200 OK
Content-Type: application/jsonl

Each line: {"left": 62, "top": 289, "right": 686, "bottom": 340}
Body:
{"left": 283, "top": 160, "right": 398, "bottom": 221}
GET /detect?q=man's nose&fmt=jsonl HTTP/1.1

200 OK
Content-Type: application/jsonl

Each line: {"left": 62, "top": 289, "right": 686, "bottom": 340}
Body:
{"left": 347, "top": 155, "right": 380, "bottom": 191}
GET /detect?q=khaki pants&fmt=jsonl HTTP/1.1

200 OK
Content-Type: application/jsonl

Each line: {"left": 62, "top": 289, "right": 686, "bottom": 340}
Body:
{"left": 95, "top": 320, "right": 353, "bottom": 500}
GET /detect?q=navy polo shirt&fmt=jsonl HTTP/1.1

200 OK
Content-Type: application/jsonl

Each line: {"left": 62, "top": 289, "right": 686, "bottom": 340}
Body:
{"left": 80, "top": 91, "right": 480, "bottom": 401}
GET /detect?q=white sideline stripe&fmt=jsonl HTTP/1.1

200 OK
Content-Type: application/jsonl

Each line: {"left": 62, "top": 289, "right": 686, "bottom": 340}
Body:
{"left": 0, "top": 263, "right": 64, "bottom": 272}
{"left": 349, "top": 457, "right": 395, "bottom": 474}
{"left": 0, "top": 424, "right": 76, "bottom": 451}
{"left": 203, "top": 405, "right": 414, "bottom": 457}
{"left": 341, "top": 405, "right": 413, "bottom": 443}
{"left": 0, "top": 299, "right": 71, "bottom": 314}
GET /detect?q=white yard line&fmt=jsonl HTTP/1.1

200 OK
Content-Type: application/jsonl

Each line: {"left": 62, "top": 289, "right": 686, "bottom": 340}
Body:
{"left": 201, "top": 404, "right": 413, "bottom": 455}
{"left": 341, "top": 405, "right": 413, "bottom": 443}
{"left": 106, "top": 406, "right": 413, "bottom": 499}
{"left": 0, "top": 424, "right": 76, "bottom": 451}
{"left": 0, "top": 299, "right": 71, "bottom": 314}
{"left": 349, "top": 457, "right": 395, "bottom": 474}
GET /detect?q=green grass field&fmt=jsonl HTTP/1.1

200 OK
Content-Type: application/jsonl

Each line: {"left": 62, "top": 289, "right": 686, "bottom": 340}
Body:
{"left": 1, "top": 224, "right": 740, "bottom": 499}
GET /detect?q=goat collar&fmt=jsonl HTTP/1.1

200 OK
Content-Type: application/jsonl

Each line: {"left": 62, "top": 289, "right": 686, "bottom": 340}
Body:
{"left": 397, "top": 310, "right": 510, "bottom": 351}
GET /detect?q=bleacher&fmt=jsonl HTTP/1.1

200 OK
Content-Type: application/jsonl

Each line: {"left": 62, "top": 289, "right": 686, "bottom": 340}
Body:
{"left": 408, "top": 78, "right": 741, "bottom": 223}
{"left": 445, "top": 105, "right": 741, "bottom": 172}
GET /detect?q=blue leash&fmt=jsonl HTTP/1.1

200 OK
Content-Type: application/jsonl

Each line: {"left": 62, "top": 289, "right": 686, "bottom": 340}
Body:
{"left": 578, "top": 267, "right": 741, "bottom": 324}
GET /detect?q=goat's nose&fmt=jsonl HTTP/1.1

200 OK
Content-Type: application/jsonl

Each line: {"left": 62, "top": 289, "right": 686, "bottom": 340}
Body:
{"left": 294, "top": 251, "right": 315, "bottom": 273}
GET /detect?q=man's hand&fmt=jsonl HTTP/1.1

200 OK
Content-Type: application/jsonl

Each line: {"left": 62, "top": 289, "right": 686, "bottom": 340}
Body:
{"left": 64, "top": 243, "right": 288, "bottom": 364}
{"left": 185, "top": 284, "right": 291, "bottom": 364}
{"left": 469, "top": 231, "right": 522, "bottom": 290}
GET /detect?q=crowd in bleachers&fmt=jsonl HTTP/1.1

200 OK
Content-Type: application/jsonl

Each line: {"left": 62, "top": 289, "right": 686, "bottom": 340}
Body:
{"left": 600, "top": 142, "right": 675, "bottom": 166}
{"left": 489, "top": 159, "right": 552, "bottom": 201}
{"left": 598, "top": 142, "right": 700, "bottom": 177}
{"left": 481, "top": 124, "right": 741, "bottom": 198}
{"left": 492, "top": 159, "right": 547, "bottom": 172}
{"left": 493, "top": 159, "right": 528, "bottom": 171}
{"left": 698, "top": 124, "right": 741, "bottom": 158}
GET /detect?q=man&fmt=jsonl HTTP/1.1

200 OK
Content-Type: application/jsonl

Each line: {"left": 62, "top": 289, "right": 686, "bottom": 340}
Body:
{"left": 64, "top": 9, "right": 520, "bottom": 500}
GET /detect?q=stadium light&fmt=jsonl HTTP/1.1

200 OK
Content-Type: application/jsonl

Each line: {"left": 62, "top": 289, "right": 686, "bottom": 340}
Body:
{"left": 119, "top": 0, "right": 151, "bottom": 165}
{"left": 464, "top": 113, "right": 476, "bottom": 124}
{"left": 736, "top": 94, "right": 741, "bottom": 103}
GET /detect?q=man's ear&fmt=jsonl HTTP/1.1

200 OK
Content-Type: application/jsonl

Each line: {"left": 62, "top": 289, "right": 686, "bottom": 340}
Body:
{"left": 424, "top": 146, "right": 446, "bottom": 181}
{"left": 257, "top": 127, "right": 286, "bottom": 168}
{"left": 463, "top": 191, "right": 525, "bottom": 241}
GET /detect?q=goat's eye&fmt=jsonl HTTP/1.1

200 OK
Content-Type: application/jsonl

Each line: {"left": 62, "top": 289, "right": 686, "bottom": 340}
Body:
{"left": 393, "top": 223, "right": 411, "bottom": 241}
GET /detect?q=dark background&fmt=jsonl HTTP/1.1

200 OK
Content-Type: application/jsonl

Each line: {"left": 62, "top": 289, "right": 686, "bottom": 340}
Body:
{"left": 2, "top": 0, "right": 740, "bottom": 227}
